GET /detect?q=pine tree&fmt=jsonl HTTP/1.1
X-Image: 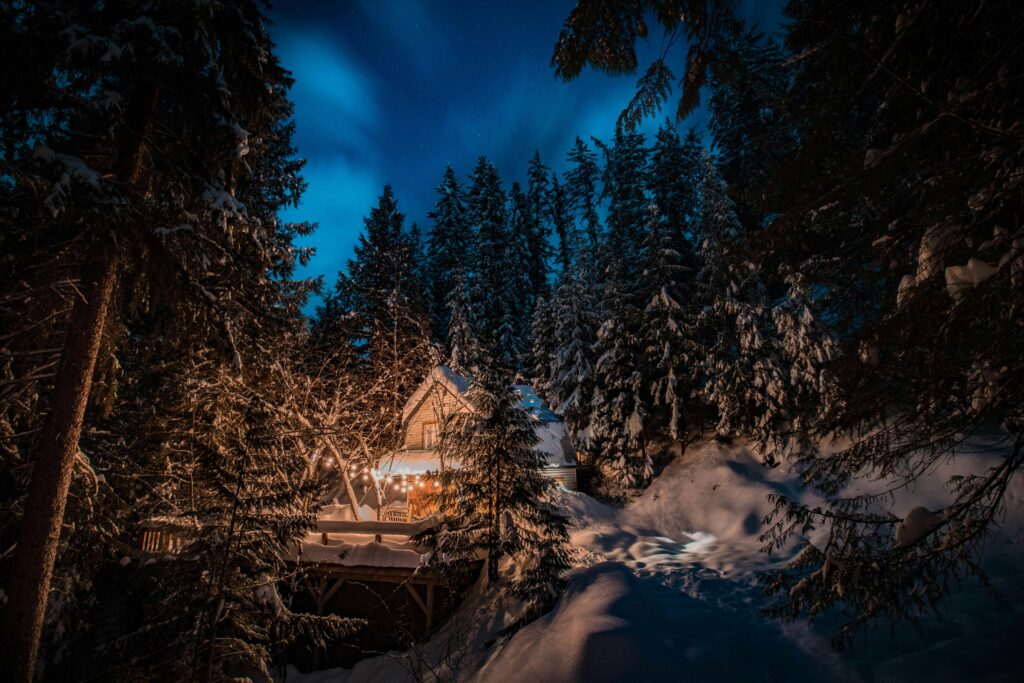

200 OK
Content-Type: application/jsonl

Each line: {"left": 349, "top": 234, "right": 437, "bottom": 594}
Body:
{"left": 426, "top": 165, "right": 470, "bottom": 344}
{"left": 546, "top": 254, "right": 602, "bottom": 446}
{"left": 322, "top": 187, "right": 433, "bottom": 462}
{"left": 506, "top": 182, "right": 541, "bottom": 368}
{"left": 707, "top": 26, "right": 794, "bottom": 226}
{"left": 638, "top": 206, "right": 697, "bottom": 441}
{"left": 446, "top": 272, "right": 481, "bottom": 375}
{"left": 695, "top": 151, "right": 743, "bottom": 301}
{"left": 648, "top": 119, "right": 698, "bottom": 247}
{"left": 600, "top": 128, "right": 648, "bottom": 278}
{"left": 134, "top": 354, "right": 362, "bottom": 680}
{"left": 0, "top": 2, "right": 321, "bottom": 675}
{"left": 467, "top": 156, "right": 510, "bottom": 352}
{"left": 529, "top": 294, "right": 557, "bottom": 395}
{"left": 549, "top": 175, "right": 577, "bottom": 273}
{"left": 423, "top": 367, "right": 570, "bottom": 621}
{"left": 526, "top": 150, "right": 553, "bottom": 301}
{"left": 590, "top": 271, "right": 650, "bottom": 486}
{"left": 564, "top": 136, "right": 603, "bottom": 248}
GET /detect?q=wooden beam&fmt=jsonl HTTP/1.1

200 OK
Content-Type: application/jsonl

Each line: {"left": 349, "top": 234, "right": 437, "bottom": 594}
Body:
{"left": 405, "top": 583, "right": 427, "bottom": 617}
{"left": 321, "top": 577, "right": 346, "bottom": 608}
{"left": 425, "top": 582, "right": 434, "bottom": 632}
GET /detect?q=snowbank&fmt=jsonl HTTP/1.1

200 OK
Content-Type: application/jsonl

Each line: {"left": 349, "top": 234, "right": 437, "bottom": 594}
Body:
{"left": 475, "top": 562, "right": 829, "bottom": 682}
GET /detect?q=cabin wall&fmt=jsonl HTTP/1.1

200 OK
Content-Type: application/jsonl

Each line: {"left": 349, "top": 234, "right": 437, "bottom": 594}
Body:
{"left": 404, "top": 384, "right": 467, "bottom": 450}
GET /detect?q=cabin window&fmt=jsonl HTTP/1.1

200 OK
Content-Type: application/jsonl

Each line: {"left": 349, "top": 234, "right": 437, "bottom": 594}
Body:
{"left": 423, "top": 422, "right": 437, "bottom": 449}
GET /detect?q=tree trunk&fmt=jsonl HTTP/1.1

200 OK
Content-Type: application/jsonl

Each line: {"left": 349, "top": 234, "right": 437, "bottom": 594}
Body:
{"left": 2, "top": 252, "right": 119, "bottom": 682}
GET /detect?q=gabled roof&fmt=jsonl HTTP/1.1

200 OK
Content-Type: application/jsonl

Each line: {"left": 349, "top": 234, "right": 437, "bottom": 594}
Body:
{"left": 401, "top": 366, "right": 563, "bottom": 425}
{"left": 398, "top": 366, "right": 576, "bottom": 470}
{"left": 400, "top": 365, "right": 472, "bottom": 424}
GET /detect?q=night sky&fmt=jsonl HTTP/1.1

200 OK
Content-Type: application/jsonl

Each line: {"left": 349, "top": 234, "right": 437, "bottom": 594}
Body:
{"left": 269, "top": 1, "right": 783, "bottom": 306}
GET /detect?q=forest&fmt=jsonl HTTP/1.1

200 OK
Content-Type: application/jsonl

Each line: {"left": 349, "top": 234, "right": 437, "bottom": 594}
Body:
{"left": 1, "top": 1, "right": 1022, "bottom": 681}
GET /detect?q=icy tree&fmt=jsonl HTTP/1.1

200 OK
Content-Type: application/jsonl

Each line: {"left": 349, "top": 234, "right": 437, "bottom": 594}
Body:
{"left": 467, "top": 156, "right": 511, "bottom": 351}
{"left": 599, "top": 128, "right": 648, "bottom": 275}
{"left": 564, "top": 136, "right": 603, "bottom": 248}
{"left": 648, "top": 120, "right": 700, "bottom": 247}
{"left": 550, "top": 175, "right": 577, "bottom": 273}
{"left": 420, "top": 367, "right": 571, "bottom": 624}
{"left": 546, "top": 254, "right": 602, "bottom": 447}
{"left": 0, "top": 1, "right": 322, "bottom": 675}
{"left": 525, "top": 150, "right": 554, "bottom": 301}
{"left": 123, "top": 356, "right": 362, "bottom": 680}
{"left": 639, "top": 208, "right": 698, "bottom": 441}
{"left": 426, "top": 165, "right": 470, "bottom": 344}
{"left": 590, "top": 274, "right": 651, "bottom": 485}
{"left": 446, "top": 272, "right": 482, "bottom": 376}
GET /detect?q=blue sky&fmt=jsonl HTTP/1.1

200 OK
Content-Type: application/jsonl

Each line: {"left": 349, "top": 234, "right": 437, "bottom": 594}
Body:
{"left": 269, "top": 1, "right": 783, "bottom": 309}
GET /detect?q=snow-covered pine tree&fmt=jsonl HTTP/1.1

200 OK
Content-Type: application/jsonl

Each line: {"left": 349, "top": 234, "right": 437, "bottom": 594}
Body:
{"left": 564, "top": 136, "right": 603, "bottom": 249}
{"left": 0, "top": 2, "right": 323, "bottom": 675}
{"left": 126, "top": 354, "right": 362, "bottom": 681}
{"left": 422, "top": 366, "right": 570, "bottom": 622}
{"left": 526, "top": 150, "right": 554, "bottom": 302}
{"left": 547, "top": 253, "right": 602, "bottom": 448}
{"left": 426, "top": 165, "right": 470, "bottom": 344}
{"left": 600, "top": 129, "right": 649, "bottom": 277}
{"left": 446, "top": 272, "right": 482, "bottom": 376}
{"left": 506, "top": 182, "right": 541, "bottom": 370}
{"left": 649, "top": 119, "right": 698, "bottom": 248}
{"left": 322, "top": 187, "right": 433, "bottom": 464}
{"left": 590, "top": 268, "right": 651, "bottom": 486}
{"left": 699, "top": 264, "right": 841, "bottom": 465}
{"left": 467, "top": 156, "right": 511, "bottom": 354}
{"left": 707, "top": 26, "right": 794, "bottom": 227}
{"left": 695, "top": 151, "right": 744, "bottom": 303}
{"left": 529, "top": 294, "right": 557, "bottom": 396}
{"left": 550, "top": 175, "right": 577, "bottom": 274}
{"left": 699, "top": 266, "right": 788, "bottom": 462}
{"left": 638, "top": 205, "right": 698, "bottom": 442}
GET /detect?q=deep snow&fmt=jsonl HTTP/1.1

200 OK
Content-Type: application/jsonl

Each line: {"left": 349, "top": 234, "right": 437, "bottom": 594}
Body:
{"left": 283, "top": 434, "right": 1024, "bottom": 682}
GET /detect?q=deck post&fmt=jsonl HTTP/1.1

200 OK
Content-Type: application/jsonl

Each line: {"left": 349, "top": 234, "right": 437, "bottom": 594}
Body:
{"left": 425, "top": 581, "right": 435, "bottom": 632}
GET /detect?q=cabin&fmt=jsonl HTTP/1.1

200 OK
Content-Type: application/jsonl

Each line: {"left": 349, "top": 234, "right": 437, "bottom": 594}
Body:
{"left": 398, "top": 365, "right": 578, "bottom": 491}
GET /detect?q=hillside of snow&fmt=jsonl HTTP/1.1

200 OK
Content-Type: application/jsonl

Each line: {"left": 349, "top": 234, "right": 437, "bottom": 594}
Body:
{"left": 285, "top": 433, "right": 1024, "bottom": 682}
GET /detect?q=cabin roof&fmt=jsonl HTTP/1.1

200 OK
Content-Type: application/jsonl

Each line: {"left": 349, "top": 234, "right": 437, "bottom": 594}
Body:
{"left": 398, "top": 365, "right": 577, "bottom": 472}
{"left": 402, "top": 366, "right": 563, "bottom": 424}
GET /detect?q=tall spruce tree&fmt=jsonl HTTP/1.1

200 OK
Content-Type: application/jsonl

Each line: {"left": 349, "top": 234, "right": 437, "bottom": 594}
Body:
{"left": 423, "top": 367, "right": 570, "bottom": 622}
{"left": 467, "top": 156, "right": 511, "bottom": 355}
{"left": 590, "top": 270, "right": 651, "bottom": 486}
{"left": 707, "top": 26, "right": 794, "bottom": 227}
{"left": 550, "top": 175, "right": 576, "bottom": 273}
{"left": 323, "top": 187, "right": 432, "bottom": 450}
{"left": 649, "top": 119, "right": 698, "bottom": 246}
{"left": 0, "top": 2, "right": 321, "bottom": 675}
{"left": 507, "top": 182, "right": 541, "bottom": 369}
{"left": 426, "top": 165, "right": 470, "bottom": 344}
{"left": 638, "top": 205, "right": 697, "bottom": 442}
{"left": 525, "top": 150, "right": 554, "bottom": 301}
{"left": 600, "top": 129, "right": 649, "bottom": 278}
{"left": 564, "top": 136, "right": 603, "bottom": 248}
{"left": 546, "top": 254, "right": 602, "bottom": 447}
{"left": 446, "top": 272, "right": 481, "bottom": 375}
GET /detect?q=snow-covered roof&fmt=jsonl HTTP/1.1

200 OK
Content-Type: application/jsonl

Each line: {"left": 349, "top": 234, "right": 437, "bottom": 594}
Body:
{"left": 398, "top": 366, "right": 577, "bottom": 471}
{"left": 403, "top": 366, "right": 563, "bottom": 424}
{"left": 400, "top": 365, "right": 471, "bottom": 423}
{"left": 296, "top": 532, "right": 425, "bottom": 568}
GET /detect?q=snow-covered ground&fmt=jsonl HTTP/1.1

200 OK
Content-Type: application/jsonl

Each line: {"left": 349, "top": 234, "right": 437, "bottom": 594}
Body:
{"left": 283, "top": 434, "right": 1024, "bottom": 682}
